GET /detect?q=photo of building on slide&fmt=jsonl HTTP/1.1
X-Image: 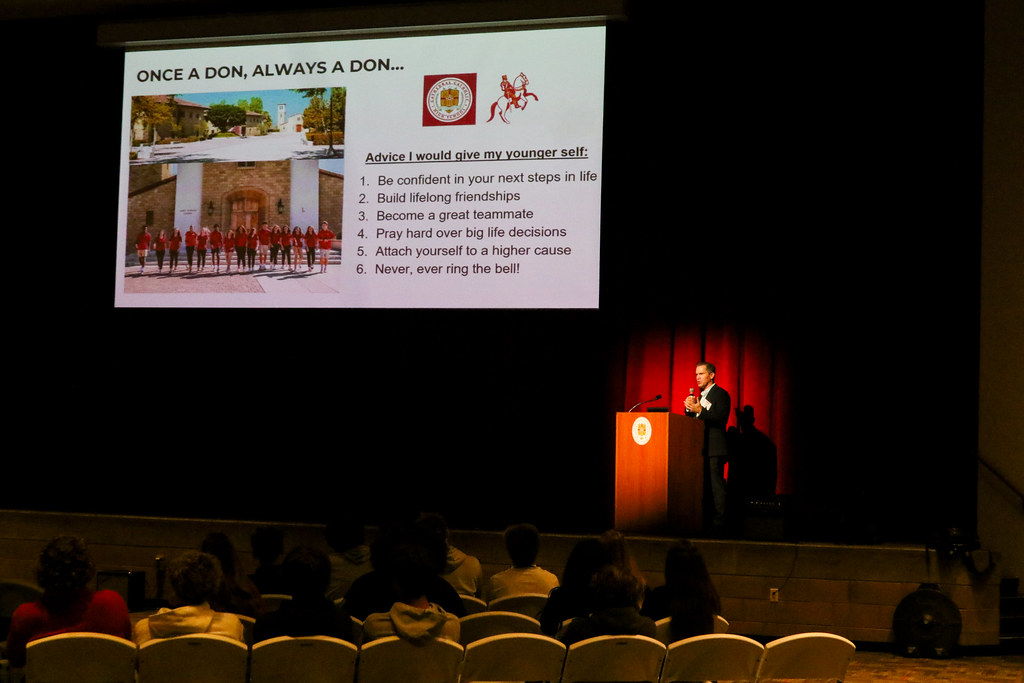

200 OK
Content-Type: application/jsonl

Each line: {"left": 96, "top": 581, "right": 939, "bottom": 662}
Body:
{"left": 123, "top": 88, "right": 346, "bottom": 295}
{"left": 129, "top": 87, "right": 346, "bottom": 164}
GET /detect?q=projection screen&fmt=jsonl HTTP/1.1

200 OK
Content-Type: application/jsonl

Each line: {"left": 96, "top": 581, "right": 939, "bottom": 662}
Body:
{"left": 116, "top": 24, "right": 606, "bottom": 309}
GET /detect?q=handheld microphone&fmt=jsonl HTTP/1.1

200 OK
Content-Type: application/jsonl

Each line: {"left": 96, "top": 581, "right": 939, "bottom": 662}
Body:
{"left": 627, "top": 394, "right": 662, "bottom": 412}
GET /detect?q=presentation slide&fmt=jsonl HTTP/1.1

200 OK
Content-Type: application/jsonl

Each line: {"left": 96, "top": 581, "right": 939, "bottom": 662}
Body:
{"left": 115, "top": 26, "right": 606, "bottom": 308}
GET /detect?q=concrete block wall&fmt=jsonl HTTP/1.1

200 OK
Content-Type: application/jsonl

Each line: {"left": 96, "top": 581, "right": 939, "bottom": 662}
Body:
{"left": 0, "top": 511, "right": 1000, "bottom": 646}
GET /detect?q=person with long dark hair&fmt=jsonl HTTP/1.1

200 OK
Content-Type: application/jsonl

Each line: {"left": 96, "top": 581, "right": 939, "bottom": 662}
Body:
{"left": 209, "top": 223, "right": 223, "bottom": 273}
{"left": 247, "top": 226, "right": 260, "bottom": 272}
{"left": 641, "top": 539, "right": 722, "bottom": 642}
{"left": 539, "top": 537, "right": 609, "bottom": 636}
{"left": 304, "top": 226, "right": 317, "bottom": 272}
{"left": 5, "top": 536, "right": 132, "bottom": 667}
{"left": 200, "top": 532, "right": 264, "bottom": 618}
{"left": 168, "top": 228, "right": 182, "bottom": 274}
{"left": 154, "top": 229, "right": 167, "bottom": 273}
{"left": 279, "top": 225, "right": 293, "bottom": 271}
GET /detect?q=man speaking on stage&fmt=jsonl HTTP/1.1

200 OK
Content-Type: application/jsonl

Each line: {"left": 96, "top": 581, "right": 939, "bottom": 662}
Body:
{"left": 683, "top": 361, "right": 731, "bottom": 536}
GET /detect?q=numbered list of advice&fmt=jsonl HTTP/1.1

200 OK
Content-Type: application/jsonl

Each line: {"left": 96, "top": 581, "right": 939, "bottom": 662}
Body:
{"left": 350, "top": 146, "right": 598, "bottom": 283}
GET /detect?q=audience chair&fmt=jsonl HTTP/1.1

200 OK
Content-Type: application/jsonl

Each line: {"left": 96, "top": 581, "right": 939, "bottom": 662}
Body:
{"left": 654, "top": 617, "right": 673, "bottom": 645}
{"left": 350, "top": 616, "right": 364, "bottom": 647}
{"left": 461, "top": 633, "right": 566, "bottom": 683}
{"left": 355, "top": 635, "right": 463, "bottom": 683}
{"left": 655, "top": 615, "right": 732, "bottom": 645}
{"left": 561, "top": 634, "right": 667, "bottom": 683}
{"left": 461, "top": 594, "right": 487, "bottom": 615}
{"left": 259, "top": 593, "right": 292, "bottom": 613}
{"left": 755, "top": 632, "right": 856, "bottom": 682}
{"left": 659, "top": 633, "right": 764, "bottom": 683}
{"left": 250, "top": 635, "right": 357, "bottom": 683}
{"left": 487, "top": 592, "right": 549, "bottom": 619}
{"left": 238, "top": 614, "right": 256, "bottom": 646}
{"left": 24, "top": 632, "right": 136, "bottom": 683}
{"left": 459, "top": 610, "right": 542, "bottom": 645}
{"left": 137, "top": 633, "right": 249, "bottom": 683}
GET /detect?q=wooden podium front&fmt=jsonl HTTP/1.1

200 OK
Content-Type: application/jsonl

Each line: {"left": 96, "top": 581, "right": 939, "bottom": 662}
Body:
{"left": 614, "top": 412, "right": 704, "bottom": 534}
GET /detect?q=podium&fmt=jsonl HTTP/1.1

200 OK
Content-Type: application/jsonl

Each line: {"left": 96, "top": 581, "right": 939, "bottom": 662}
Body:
{"left": 614, "top": 412, "right": 704, "bottom": 534}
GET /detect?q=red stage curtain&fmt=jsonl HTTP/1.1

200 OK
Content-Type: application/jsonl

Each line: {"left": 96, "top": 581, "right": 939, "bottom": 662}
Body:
{"left": 623, "top": 321, "right": 793, "bottom": 495}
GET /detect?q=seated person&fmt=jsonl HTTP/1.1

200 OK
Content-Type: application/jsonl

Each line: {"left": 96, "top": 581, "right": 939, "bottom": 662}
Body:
{"left": 254, "top": 546, "right": 354, "bottom": 643}
{"left": 6, "top": 536, "right": 132, "bottom": 667}
{"left": 539, "top": 538, "right": 608, "bottom": 636}
{"left": 417, "top": 512, "right": 483, "bottom": 598}
{"left": 248, "top": 526, "right": 288, "bottom": 596}
{"left": 201, "top": 532, "right": 264, "bottom": 618}
{"left": 641, "top": 539, "right": 721, "bottom": 642}
{"left": 343, "top": 519, "right": 465, "bottom": 621}
{"left": 133, "top": 551, "right": 245, "bottom": 645}
{"left": 556, "top": 564, "right": 656, "bottom": 646}
{"left": 361, "top": 542, "right": 460, "bottom": 645}
{"left": 485, "top": 523, "right": 560, "bottom": 603}
{"left": 324, "top": 513, "right": 372, "bottom": 602}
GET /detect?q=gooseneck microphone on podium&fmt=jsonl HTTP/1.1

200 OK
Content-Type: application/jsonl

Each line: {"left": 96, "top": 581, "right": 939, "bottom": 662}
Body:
{"left": 627, "top": 394, "right": 662, "bottom": 412}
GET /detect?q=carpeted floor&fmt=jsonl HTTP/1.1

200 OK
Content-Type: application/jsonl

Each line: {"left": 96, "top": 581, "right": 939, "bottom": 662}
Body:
{"left": 839, "top": 649, "right": 1024, "bottom": 682}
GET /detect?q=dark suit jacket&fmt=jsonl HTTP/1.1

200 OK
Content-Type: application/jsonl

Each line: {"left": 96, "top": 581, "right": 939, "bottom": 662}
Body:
{"left": 696, "top": 383, "right": 731, "bottom": 458}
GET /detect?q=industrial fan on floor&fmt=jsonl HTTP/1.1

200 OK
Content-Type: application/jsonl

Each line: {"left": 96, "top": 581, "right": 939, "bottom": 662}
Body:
{"left": 893, "top": 583, "right": 963, "bottom": 658}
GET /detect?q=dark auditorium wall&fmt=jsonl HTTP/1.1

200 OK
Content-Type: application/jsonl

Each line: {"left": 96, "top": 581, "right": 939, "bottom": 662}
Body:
{"left": 3, "top": 1, "right": 986, "bottom": 543}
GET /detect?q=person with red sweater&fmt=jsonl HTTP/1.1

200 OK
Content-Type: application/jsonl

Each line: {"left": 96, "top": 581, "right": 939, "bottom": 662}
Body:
{"left": 196, "top": 227, "right": 210, "bottom": 272}
{"left": 235, "top": 227, "right": 248, "bottom": 272}
{"left": 5, "top": 536, "right": 132, "bottom": 668}
{"left": 317, "top": 221, "right": 334, "bottom": 273}
{"left": 135, "top": 226, "right": 151, "bottom": 274}
{"left": 223, "top": 229, "right": 235, "bottom": 274}
{"left": 257, "top": 223, "right": 272, "bottom": 271}
{"left": 291, "top": 226, "right": 304, "bottom": 273}
{"left": 209, "top": 224, "right": 223, "bottom": 273}
{"left": 279, "top": 226, "right": 293, "bottom": 271}
{"left": 184, "top": 226, "right": 198, "bottom": 273}
{"left": 304, "top": 226, "right": 317, "bottom": 272}
{"left": 248, "top": 227, "right": 260, "bottom": 272}
{"left": 168, "top": 228, "right": 182, "bottom": 274}
{"left": 153, "top": 229, "right": 167, "bottom": 273}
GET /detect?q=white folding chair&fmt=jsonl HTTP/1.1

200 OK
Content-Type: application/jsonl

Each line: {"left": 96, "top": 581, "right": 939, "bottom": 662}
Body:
{"left": 461, "top": 633, "right": 566, "bottom": 683}
{"left": 487, "top": 593, "right": 548, "bottom": 619}
{"left": 459, "top": 610, "right": 542, "bottom": 645}
{"left": 561, "top": 634, "right": 666, "bottom": 683}
{"left": 137, "top": 633, "right": 248, "bottom": 683}
{"left": 660, "top": 633, "right": 764, "bottom": 683}
{"left": 654, "top": 617, "right": 673, "bottom": 645}
{"left": 461, "top": 595, "right": 488, "bottom": 615}
{"left": 756, "top": 632, "right": 855, "bottom": 682}
{"left": 25, "top": 632, "right": 137, "bottom": 683}
{"left": 250, "top": 635, "right": 357, "bottom": 683}
{"left": 355, "top": 635, "right": 463, "bottom": 683}
{"left": 654, "top": 615, "right": 730, "bottom": 645}
{"left": 238, "top": 614, "right": 256, "bottom": 646}
{"left": 259, "top": 594, "right": 293, "bottom": 613}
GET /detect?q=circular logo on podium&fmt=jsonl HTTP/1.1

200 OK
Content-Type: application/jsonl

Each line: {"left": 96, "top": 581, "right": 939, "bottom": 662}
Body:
{"left": 631, "top": 416, "right": 652, "bottom": 446}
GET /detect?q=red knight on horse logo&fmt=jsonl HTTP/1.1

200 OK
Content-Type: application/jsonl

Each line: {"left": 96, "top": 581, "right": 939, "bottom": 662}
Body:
{"left": 488, "top": 72, "right": 539, "bottom": 124}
